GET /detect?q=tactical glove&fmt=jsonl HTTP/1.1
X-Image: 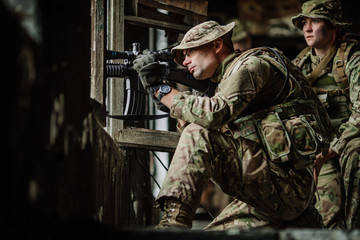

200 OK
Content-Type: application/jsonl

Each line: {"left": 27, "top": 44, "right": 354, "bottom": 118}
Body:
{"left": 133, "top": 51, "right": 163, "bottom": 93}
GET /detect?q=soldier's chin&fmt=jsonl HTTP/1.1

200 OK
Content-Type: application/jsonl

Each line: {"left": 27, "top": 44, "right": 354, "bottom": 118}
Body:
{"left": 193, "top": 73, "right": 208, "bottom": 80}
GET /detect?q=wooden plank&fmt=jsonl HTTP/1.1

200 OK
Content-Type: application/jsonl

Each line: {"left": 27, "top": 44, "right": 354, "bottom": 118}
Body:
{"left": 125, "top": 15, "right": 192, "bottom": 32}
{"left": 116, "top": 127, "right": 180, "bottom": 152}
{"left": 107, "top": 0, "right": 125, "bottom": 134}
{"left": 150, "top": 0, "right": 208, "bottom": 16}
{"left": 90, "top": 0, "right": 106, "bottom": 106}
{"left": 138, "top": 0, "right": 207, "bottom": 22}
{"left": 138, "top": 5, "right": 189, "bottom": 26}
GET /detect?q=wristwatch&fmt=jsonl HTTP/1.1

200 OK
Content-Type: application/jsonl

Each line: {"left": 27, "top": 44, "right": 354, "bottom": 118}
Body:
{"left": 156, "top": 84, "right": 172, "bottom": 101}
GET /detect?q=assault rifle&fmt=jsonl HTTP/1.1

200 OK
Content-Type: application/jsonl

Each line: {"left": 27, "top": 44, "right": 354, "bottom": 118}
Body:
{"left": 105, "top": 43, "right": 211, "bottom": 92}
{"left": 105, "top": 43, "right": 215, "bottom": 121}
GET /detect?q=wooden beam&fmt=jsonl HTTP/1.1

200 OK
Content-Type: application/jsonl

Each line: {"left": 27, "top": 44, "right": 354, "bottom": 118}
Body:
{"left": 138, "top": 0, "right": 207, "bottom": 22}
{"left": 125, "top": 15, "right": 191, "bottom": 33}
{"left": 115, "top": 127, "right": 180, "bottom": 152}
{"left": 150, "top": 0, "right": 208, "bottom": 16}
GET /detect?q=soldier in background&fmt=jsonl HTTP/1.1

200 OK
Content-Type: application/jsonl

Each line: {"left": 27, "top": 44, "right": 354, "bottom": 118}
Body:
{"left": 231, "top": 19, "right": 252, "bottom": 51}
{"left": 134, "top": 20, "right": 330, "bottom": 229}
{"left": 292, "top": 0, "right": 360, "bottom": 229}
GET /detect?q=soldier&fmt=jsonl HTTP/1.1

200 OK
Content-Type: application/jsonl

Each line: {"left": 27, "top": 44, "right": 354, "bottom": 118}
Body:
{"left": 133, "top": 20, "right": 330, "bottom": 229}
{"left": 231, "top": 18, "right": 252, "bottom": 51}
{"left": 292, "top": 0, "right": 360, "bottom": 229}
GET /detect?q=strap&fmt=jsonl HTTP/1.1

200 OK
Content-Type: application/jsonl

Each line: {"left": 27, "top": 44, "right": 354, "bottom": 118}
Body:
{"left": 233, "top": 99, "right": 318, "bottom": 127}
{"left": 332, "top": 41, "right": 353, "bottom": 88}
{"left": 293, "top": 47, "right": 311, "bottom": 68}
{"left": 222, "top": 47, "right": 289, "bottom": 107}
{"left": 313, "top": 87, "right": 349, "bottom": 97}
{"left": 307, "top": 44, "right": 337, "bottom": 85}
{"left": 265, "top": 47, "right": 289, "bottom": 105}
{"left": 219, "top": 49, "right": 256, "bottom": 81}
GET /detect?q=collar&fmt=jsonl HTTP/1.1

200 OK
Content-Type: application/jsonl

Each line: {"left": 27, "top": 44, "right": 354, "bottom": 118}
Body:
{"left": 210, "top": 50, "right": 241, "bottom": 83}
{"left": 310, "top": 48, "right": 322, "bottom": 65}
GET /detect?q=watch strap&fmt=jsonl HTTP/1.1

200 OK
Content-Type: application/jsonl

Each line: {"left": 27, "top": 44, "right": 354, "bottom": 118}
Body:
{"left": 147, "top": 83, "right": 162, "bottom": 96}
{"left": 157, "top": 84, "right": 171, "bottom": 101}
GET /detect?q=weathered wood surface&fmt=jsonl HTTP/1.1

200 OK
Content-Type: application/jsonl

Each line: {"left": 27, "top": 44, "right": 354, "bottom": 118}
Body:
{"left": 107, "top": 0, "right": 125, "bottom": 135}
{"left": 90, "top": 0, "right": 106, "bottom": 106}
{"left": 115, "top": 127, "right": 180, "bottom": 152}
{"left": 151, "top": 0, "right": 208, "bottom": 16}
{"left": 93, "top": 118, "right": 153, "bottom": 226}
{"left": 124, "top": 15, "right": 192, "bottom": 33}
{"left": 139, "top": 0, "right": 207, "bottom": 21}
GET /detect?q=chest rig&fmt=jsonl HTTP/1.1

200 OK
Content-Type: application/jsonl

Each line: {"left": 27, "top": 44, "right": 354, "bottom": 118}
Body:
{"left": 293, "top": 35, "right": 359, "bottom": 129}
{"left": 224, "top": 48, "right": 327, "bottom": 169}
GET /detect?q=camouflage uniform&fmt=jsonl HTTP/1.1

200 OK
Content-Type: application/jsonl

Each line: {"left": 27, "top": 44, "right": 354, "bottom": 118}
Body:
{"left": 155, "top": 21, "right": 331, "bottom": 229}
{"left": 292, "top": 0, "right": 360, "bottom": 229}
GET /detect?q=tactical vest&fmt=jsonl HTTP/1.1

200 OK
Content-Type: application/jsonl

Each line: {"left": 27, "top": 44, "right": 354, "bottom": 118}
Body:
{"left": 293, "top": 35, "right": 359, "bottom": 129}
{"left": 224, "top": 48, "right": 327, "bottom": 170}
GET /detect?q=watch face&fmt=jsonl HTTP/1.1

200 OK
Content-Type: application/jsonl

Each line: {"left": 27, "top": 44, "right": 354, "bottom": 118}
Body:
{"left": 160, "top": 85, "right": 171, "bottom": 94}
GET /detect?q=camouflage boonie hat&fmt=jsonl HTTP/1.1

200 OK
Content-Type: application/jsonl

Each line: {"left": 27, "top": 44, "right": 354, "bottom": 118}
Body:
{"left": 292, "top": 0, "right": 351, "bottom": 29}
{"left": 171, "top": 20, "right": 235, "bottom": 66}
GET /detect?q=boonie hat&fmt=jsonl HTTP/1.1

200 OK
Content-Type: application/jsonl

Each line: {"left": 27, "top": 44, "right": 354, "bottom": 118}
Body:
{"left": 292, "top": 0, "right": 351, "bottom": 29}
{"left": 171, "top": 20, "right": 235, "bottom": 66}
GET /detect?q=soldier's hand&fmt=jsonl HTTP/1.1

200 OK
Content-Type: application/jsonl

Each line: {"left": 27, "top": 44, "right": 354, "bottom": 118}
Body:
{"left": 313, "top": 148, "right": 338, "bottom": 185}
{"left": 133, "top": 50, "right": 163, "bottom": 93}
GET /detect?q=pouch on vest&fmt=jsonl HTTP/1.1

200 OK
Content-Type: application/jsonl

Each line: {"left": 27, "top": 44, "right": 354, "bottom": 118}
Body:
{"left": 260, "top": 112, "right": 318, "bottom": 169}
{"left": 285, "top": 114, "right": 318, "bottom": 158}
{"left": 231, "top": 116, "right": 261, "bottom": 144}
{"left": 259, "top": 112, "right": 291, "bottom": 163}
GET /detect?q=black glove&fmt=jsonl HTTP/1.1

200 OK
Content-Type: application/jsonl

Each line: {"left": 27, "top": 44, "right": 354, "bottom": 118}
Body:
{"left": 133, "top": 50, "right": 163, "bottom": 93}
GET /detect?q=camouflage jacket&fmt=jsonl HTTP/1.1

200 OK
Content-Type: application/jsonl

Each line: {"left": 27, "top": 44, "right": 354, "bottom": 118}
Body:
{"left": 293, "top": 40, "right": 360, "bottom": 155}
{"left": 170, "top": 48, "right": 330, "bottom": 131}
{"left": 170, "top": 48, "right": 331, "bottom": 166}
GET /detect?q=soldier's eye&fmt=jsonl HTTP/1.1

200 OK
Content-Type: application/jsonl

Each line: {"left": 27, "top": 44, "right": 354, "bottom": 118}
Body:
{"left": 302, "top": 19, "right": 309, "bottom": 26}
{"left": 185, "top": 49, "right": 193, "bottom": 57}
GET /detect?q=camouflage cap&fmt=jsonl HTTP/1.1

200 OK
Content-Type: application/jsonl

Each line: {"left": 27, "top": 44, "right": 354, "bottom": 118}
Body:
{"left": 171, "top": 20, "right": 235, "bottom": 66}
{"left": 292, "top": 0, "right": 351, "bottom": 29}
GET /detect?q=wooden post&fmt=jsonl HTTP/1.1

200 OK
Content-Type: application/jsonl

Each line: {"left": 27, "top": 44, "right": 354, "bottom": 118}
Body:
{"left": 107, "top": 0, "right": 125, "bottom": 136}
{"left": 91, "top": 0, "right": 107, "bottom": 108}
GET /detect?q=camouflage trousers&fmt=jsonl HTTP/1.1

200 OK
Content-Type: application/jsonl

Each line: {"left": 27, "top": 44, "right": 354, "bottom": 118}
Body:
{"left": 156, "top": 123, "right": 317, "bottom": 228}
{"left": 204, "top": 199, "right": 323, "bottom": 230}
{"left": 315, "top": 157, "right": 343, "bottom": 229}
{"left": 316, "top": 137, "right": 360, "bottom": 229}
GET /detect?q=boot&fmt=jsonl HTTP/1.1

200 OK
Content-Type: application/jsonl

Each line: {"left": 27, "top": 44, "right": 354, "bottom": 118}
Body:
{"left": 155, "top": 198, "right": 195, "bottom": 229}
{"left": 283, "top": 204, "right": 325, "bottom": 228}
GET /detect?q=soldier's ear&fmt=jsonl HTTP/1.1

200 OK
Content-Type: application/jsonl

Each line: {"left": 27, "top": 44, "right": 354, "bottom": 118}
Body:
{"left": 213, "top": 39, "right": 223, "bottom": 51}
